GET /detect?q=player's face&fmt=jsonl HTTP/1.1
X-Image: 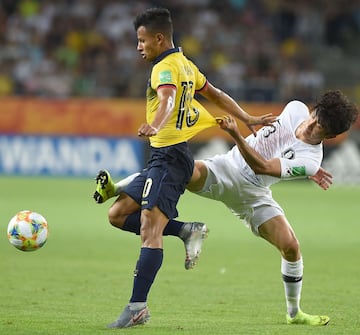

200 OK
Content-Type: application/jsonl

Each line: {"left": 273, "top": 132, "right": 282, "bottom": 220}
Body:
{"left": 306, "top": 113, "right": 331, "bottom": 140}
{"left": 136, "top": 26, "right": 161, "bottom": 62}
{"left": 312, "top": 113, "right": 337, "bottom": 139}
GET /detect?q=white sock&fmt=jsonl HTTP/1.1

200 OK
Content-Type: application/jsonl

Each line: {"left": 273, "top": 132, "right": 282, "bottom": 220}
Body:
{"left": 114, "top": 172, "right": 140, "bottom": 195}
{"left": 281, "top": 257, "right": 303, "bottom": 317}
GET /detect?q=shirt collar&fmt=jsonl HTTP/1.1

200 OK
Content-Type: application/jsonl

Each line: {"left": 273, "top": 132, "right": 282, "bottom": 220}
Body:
{"left": 153, "top": 47, "right": 182, "bottom": 65}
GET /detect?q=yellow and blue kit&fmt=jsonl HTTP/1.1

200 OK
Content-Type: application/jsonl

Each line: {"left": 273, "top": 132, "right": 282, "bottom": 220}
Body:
{"left": 146, "top": 47, "right": 216, "bottom": 148}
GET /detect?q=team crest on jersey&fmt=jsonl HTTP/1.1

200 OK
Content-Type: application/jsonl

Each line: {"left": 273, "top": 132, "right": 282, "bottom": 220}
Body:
{"left": 159, "top": 70, "right": 172, "bottom": 83}
{"left": 282, "top": 148, "right": 295, "bottom": 159}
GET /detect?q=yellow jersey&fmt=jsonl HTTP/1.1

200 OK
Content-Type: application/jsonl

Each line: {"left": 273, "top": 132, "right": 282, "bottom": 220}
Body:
{"left": 146, "top": 47, "right": 217, "bottom": 148}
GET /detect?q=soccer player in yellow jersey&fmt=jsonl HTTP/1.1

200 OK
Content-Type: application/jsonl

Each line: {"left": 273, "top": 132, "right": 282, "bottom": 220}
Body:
{"left": 102, "top": 8, "right": 275, "bottom": 329}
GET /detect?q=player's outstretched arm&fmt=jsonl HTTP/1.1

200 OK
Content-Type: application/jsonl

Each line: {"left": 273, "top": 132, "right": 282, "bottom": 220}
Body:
{"left": 217, "top": 115, "right": 281, "bottom": 177}
{"left": 199, "top": 81, "right": 276, "bottom": 136}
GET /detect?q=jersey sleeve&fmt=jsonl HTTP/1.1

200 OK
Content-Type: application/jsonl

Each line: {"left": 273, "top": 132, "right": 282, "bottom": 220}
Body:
{"left": 194, "top": 68, "right": 207, "bottom": 91}
{"left": 187, "top": 59, "right": 207, "bottom": 91}
{"left": 279, "top": 156, "right": 320, "bottom": 179}
{"left": 151, "top": 62, "right": 178, "bottom": 90}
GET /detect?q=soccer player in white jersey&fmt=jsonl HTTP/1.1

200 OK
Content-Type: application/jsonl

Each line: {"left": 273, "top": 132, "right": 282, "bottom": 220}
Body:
{"left": 94, "top": 90, "right": 358, "bottom": 326}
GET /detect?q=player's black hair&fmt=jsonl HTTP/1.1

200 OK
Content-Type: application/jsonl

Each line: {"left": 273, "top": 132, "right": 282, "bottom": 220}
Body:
{"left": 134, "top": 7, "right": 173, "bottom": 39}
{"left": 314, "top": 90, "right": 359, "bottom": 135}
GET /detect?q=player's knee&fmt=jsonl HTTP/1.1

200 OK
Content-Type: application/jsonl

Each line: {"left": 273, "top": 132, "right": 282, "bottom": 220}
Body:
{"left": 139, "top": 211, "right": 153, "bottom": 234}
{"left": 139, "top": 209, "right": 166, "bottom": 244}
{"left": 108, "top": 205, "right": 126, "bottom": 229}
{"left": 187, "top": 161, "right": 207, "bottom": 192}
{"left": 282, "top": 238, "right": 300, "bottom": 260}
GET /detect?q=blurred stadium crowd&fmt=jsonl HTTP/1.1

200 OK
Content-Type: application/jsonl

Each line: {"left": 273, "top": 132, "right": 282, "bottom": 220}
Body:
{"left": 0, "top": 0, "right": 360, "bottom": 102}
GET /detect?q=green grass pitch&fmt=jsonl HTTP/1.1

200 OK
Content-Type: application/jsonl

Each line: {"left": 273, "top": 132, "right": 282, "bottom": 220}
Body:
{"left": 1, "top": 176, "right": 359, "bottom": 335}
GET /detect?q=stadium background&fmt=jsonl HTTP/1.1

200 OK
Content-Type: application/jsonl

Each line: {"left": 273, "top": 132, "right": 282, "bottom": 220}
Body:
{"left": 1, "top": 2, "right": 360, "bottom": 334}
{"left": 0, "top": 0, "right": 359, "bottom": 181}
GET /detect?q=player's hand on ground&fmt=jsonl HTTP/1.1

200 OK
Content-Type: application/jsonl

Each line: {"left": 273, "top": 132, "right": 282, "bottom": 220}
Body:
{"left": 309, "top": 167, "right": 333, "bottom": 190}
{"left": 137, "top": 123, "right": 158, "bottom": 137}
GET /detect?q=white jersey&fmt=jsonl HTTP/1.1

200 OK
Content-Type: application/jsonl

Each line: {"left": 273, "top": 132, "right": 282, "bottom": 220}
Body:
{"left": 230, "top": 100, "right": 323, "bottom": 187}
{"left": 198, "top": 100, "right": 323, "bottom": 235}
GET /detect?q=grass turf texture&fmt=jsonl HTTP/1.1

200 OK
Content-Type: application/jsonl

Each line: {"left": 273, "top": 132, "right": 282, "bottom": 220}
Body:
{"left": 1, "top": 176, "right": 359, "bottom": 335}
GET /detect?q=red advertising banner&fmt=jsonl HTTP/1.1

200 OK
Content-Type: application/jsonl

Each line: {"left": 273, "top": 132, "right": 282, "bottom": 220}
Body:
{"left": 0, "top": 98, "right": 145, "bottom": 137}
{"left": 0, "top": 98, "right": 348, "bottom": 144}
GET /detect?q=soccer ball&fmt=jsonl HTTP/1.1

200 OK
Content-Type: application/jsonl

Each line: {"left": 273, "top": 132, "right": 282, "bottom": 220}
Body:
{"left": 7, "top": 210, "right": 49, "bottom": 252}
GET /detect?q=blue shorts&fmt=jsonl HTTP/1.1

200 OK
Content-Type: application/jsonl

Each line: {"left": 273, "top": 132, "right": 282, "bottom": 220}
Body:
{"left": 124, "top": 142, "right": 194, "bottom": 219}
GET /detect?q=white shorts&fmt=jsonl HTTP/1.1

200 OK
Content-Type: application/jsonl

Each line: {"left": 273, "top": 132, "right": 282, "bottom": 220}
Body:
{"left": 195, "top": 158, "right": 284, "bottom": 236}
